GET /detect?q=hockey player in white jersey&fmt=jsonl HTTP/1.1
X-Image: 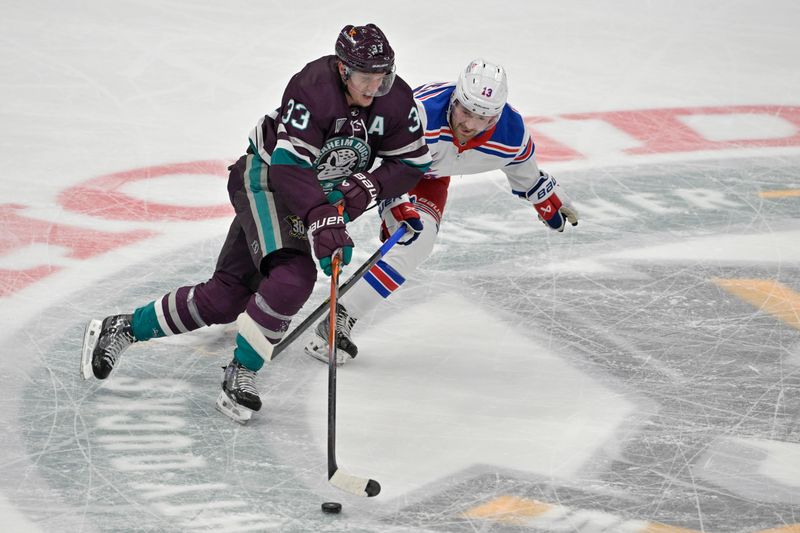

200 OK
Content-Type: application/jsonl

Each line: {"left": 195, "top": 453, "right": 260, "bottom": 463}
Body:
{"left": 305, "top": 58, "right": 579, "bottom": 364}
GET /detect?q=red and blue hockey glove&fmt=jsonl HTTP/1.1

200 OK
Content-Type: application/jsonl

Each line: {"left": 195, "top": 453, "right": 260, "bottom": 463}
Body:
{"left": 378, "top": 195, "right": 424, "bottom": 245}
{"left": 528, "top": 172, "right": 579, "bottom": 232}
{"left": 326, "top": 172, "right": 379, "bottom": 222}
{"left": 306, "top": 204, "right": 353, "bottom": 276}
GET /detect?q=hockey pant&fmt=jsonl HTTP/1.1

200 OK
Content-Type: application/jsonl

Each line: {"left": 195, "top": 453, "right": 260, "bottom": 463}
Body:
{"left": 130, "top": 153, "right": 317, "bottom": 371}
{"left": 339, "top": 176, "right": 449, "bottom": 321}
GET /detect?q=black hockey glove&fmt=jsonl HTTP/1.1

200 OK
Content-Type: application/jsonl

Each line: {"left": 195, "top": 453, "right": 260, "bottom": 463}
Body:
{"left": 327, "top": 172, "right": 379, "bottom": 221}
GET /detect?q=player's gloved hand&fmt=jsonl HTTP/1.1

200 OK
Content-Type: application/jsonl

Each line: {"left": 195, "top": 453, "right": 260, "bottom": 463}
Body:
{"left": 378, "top": 195, "right": 423, "bottom": 245}
{"left": 326, "top": 172, "right": 379, "bottom": 221}
{"left": 528, "top": 171, "right": 579, "bottom": 232}
{"left": 306, "top": 204, "right": 353, "bottom": 276}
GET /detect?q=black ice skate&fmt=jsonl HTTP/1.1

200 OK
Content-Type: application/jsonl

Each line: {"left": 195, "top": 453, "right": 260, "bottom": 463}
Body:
{"left": 215, "top": 358, "right": 262, "bottom": 424}
{"left": 81, "top": 314, "right": 136, "bottom": 380}
{"left": 304, "top": 304, "right": 358, "bottom": 365}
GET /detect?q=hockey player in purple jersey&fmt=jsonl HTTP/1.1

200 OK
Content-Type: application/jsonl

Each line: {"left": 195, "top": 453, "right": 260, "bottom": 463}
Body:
{"left": 80, "top": 24, "right": 431, "bottom": 423}
{"left": 305, "top": 58, "right": 578, "bottom": 364}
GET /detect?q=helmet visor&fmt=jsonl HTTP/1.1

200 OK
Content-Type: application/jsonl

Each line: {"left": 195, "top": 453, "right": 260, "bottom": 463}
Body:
{"left": 345, "top": 65, "right": 396, "bottom": 97}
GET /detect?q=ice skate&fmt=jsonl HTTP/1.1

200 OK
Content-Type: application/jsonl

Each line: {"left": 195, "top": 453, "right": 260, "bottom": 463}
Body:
{"left": 81, "top": 314, "right": 136, "bottom": 380}
{"left": 304, "top": 304, "right": 358, "bottom": 365}
{"left": 215, "top": 358, "right": 262, "bottom": 424}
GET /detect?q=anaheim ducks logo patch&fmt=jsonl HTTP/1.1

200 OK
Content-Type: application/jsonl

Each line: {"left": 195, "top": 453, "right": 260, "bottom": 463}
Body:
{"left": 314, "top": 136, "right": 371, "bottom": 182}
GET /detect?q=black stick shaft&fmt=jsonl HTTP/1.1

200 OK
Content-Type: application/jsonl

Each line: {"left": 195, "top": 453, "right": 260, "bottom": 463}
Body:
{"left": 321, "top": 241, "right": 384, "bottom": 497}
{"left": 270, "top": 226, "right": 407, "bottom": 360}
{"left": 327, "top": 250, "right": 341, "bottom": 478}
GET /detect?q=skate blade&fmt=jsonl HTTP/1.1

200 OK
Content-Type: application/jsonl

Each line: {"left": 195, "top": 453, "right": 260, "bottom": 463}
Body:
{"left": 215, "top": 390, "right": 253, "bottom": 424}
{"left": 303, "top": 339, "right": 330, "bottom": 364}
{"left": 304, "top": 339, "right": 349, "bottom": 366}
{"left": 80, "top": 319, "right": 102, "bottom": 380}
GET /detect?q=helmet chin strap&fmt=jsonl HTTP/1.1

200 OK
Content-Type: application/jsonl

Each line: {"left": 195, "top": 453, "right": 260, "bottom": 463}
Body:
{"left": 338, "top": 62, "right": 357, "bottom": 106}
{"left": 343, "top": 87, "right": 358, "bottom": 107}
{"left": 446, "top": 99, "right": 455, "bottom": 130}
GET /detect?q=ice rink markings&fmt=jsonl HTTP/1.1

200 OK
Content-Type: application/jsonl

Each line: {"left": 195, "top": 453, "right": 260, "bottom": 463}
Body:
{"left": 713, "top": 279, "right": 800, "bottom": 331}
{"left": 758, "top": 189, "right": 800, "bottom": 199}
{"left": 462, "top": 495, "right": 800, "bottom": 533}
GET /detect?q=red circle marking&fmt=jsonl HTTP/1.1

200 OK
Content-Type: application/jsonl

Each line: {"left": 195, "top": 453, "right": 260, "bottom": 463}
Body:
{"left": 59, "top": 160, "right": 233, "bottom": 221}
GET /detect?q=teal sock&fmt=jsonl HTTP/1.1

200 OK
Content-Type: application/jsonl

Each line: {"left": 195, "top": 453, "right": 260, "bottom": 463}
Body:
{"left": 233, "top": 334, "right": 265, "bottom": 371}
{"left": 132, "top": 302, "right": 166, "bottom": 341}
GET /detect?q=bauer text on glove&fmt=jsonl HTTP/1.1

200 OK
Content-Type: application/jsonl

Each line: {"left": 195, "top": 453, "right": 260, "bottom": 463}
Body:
{"left": 326, "top": 172, "right": 380, "bottom": 221}
{"left": 306, "top": 204, "right": 353, "bottom": 276}
{"left": 527, "top": 172, "right": 579, "bottom": 232}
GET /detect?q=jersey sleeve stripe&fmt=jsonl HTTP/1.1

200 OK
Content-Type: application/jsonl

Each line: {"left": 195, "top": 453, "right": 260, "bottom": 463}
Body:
{"left": 481, "top": 141, "right": 520, "bottom": 154}
{"left": 413, "top": 82, "right": 451, "bottom": 100}
{"left": 415, "top": 88, "right": 451, "bottom": 102}
{"left": 424, "top": 127, "right": 454, "bottom": 144}
{"left": 507, "top": 138, "right": 535, "bottom": 165}
{"left": 275, "top": 123, "right": 321, "bottom": 158}
{"left": 249, "top": 118, "right": 321, "bottom": 167}
{"left": 377, "top": 136, "right": 428, "bottom": 157}
{"left": 473, "top": 146, "right": 517, "bottom": 158}
{"left": 270, "top": 145, "right": 313, "bottom": 168}
{"left": 286, "top": 135, "right": 321, "bottom": 159}
{"left": 248, "top": 116, "right": 272, "bottom": 164}
{"left": 399, "top": 157, "right": 433, "bottom": 171}
{"left": 514, "top": 138, "right": 534, "bottom": 159}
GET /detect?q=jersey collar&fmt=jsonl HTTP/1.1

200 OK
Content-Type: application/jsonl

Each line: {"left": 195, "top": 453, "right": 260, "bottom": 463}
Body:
{"left": 452, "top": 125, "right": 497, "bottom": 153}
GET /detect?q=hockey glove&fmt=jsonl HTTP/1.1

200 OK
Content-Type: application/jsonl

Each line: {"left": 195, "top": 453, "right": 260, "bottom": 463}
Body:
{"left": 306, "top": 204, "right": 353, "bottom": 276}
{"left": 326, "top": 172, "right": 379, "bottom": 222}
{"left": 378, "top": 195, "right": 423, "bottom": 245}
{"left": 528, "top": 172, "right": 579, "bottom": 232}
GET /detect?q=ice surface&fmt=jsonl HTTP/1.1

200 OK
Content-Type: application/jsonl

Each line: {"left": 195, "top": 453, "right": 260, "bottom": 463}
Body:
{"left": 1, "top": 1, "right": 799, "bottom": 532}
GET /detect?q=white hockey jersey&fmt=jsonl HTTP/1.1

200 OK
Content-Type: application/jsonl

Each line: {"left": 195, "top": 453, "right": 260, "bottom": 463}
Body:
{"left": 414, "top": 82, "right": 541, "bottom": 199}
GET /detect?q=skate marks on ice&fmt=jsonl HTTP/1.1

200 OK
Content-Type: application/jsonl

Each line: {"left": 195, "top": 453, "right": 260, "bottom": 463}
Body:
{"left": 5, "top": 241, "right": 512, "bottom": 532}
{"left": 1, "top": 155, "right": 800, "bottom": 532}
{"left": 419, "top": 156, "right": 800, "bottom": 532}
{"left": 2, "top": 246, "right": 383, "bottom": 532}
{"left": 3, "top": 255, "right": 289, "bottom": 531}
{"left": 300, "top": 291, "right": 639, "bottom": 497}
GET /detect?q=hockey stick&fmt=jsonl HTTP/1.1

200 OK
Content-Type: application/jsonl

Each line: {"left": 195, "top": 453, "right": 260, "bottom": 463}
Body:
{"left": 268, "top": 225, "right": 407, "bottom": 360}
{"left": 326, "top": 226, "right": 381, "bottom": 497}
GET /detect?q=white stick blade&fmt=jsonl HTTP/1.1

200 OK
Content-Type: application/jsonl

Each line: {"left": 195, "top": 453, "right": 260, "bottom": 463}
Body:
{"left": 329, "top": 468, "right": 380, "bottom": 497}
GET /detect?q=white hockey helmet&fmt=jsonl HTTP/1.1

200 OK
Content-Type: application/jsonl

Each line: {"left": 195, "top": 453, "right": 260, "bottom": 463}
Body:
{"left": 452, "top": 58, "right": 508, "bottom": 117}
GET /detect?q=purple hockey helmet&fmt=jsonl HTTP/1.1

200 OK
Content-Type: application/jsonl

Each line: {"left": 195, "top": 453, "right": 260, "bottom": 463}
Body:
{"left": 335, "top": 24, "right": 395, "bottom": 74}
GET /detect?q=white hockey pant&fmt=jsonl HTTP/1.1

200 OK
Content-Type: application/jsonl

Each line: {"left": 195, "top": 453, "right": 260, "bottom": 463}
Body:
{"left": 340, "top": 210, "right": 439, "bottom": 320}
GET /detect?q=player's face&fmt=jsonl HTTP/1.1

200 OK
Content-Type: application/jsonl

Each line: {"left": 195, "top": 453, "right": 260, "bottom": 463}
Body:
{"left": 450, "top": 100, "right": 496, "bottom": 143}
{"left": 340, "top": 63, "right": 395, "bottom": 107}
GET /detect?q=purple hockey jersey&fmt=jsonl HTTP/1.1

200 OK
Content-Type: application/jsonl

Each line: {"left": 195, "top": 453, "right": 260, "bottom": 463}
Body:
{"left": 248, "top": 55, "right": 431, "bottom": 223}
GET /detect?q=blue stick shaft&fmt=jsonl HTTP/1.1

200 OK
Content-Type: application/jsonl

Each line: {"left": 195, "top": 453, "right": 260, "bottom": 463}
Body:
{"left": 270, "top": 225, "right": 407, "bottom": 359}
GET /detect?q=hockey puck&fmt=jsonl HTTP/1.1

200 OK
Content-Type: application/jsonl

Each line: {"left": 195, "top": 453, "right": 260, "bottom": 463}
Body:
{"left": 321, "top": 502, "right": 342, "bottom": 514}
